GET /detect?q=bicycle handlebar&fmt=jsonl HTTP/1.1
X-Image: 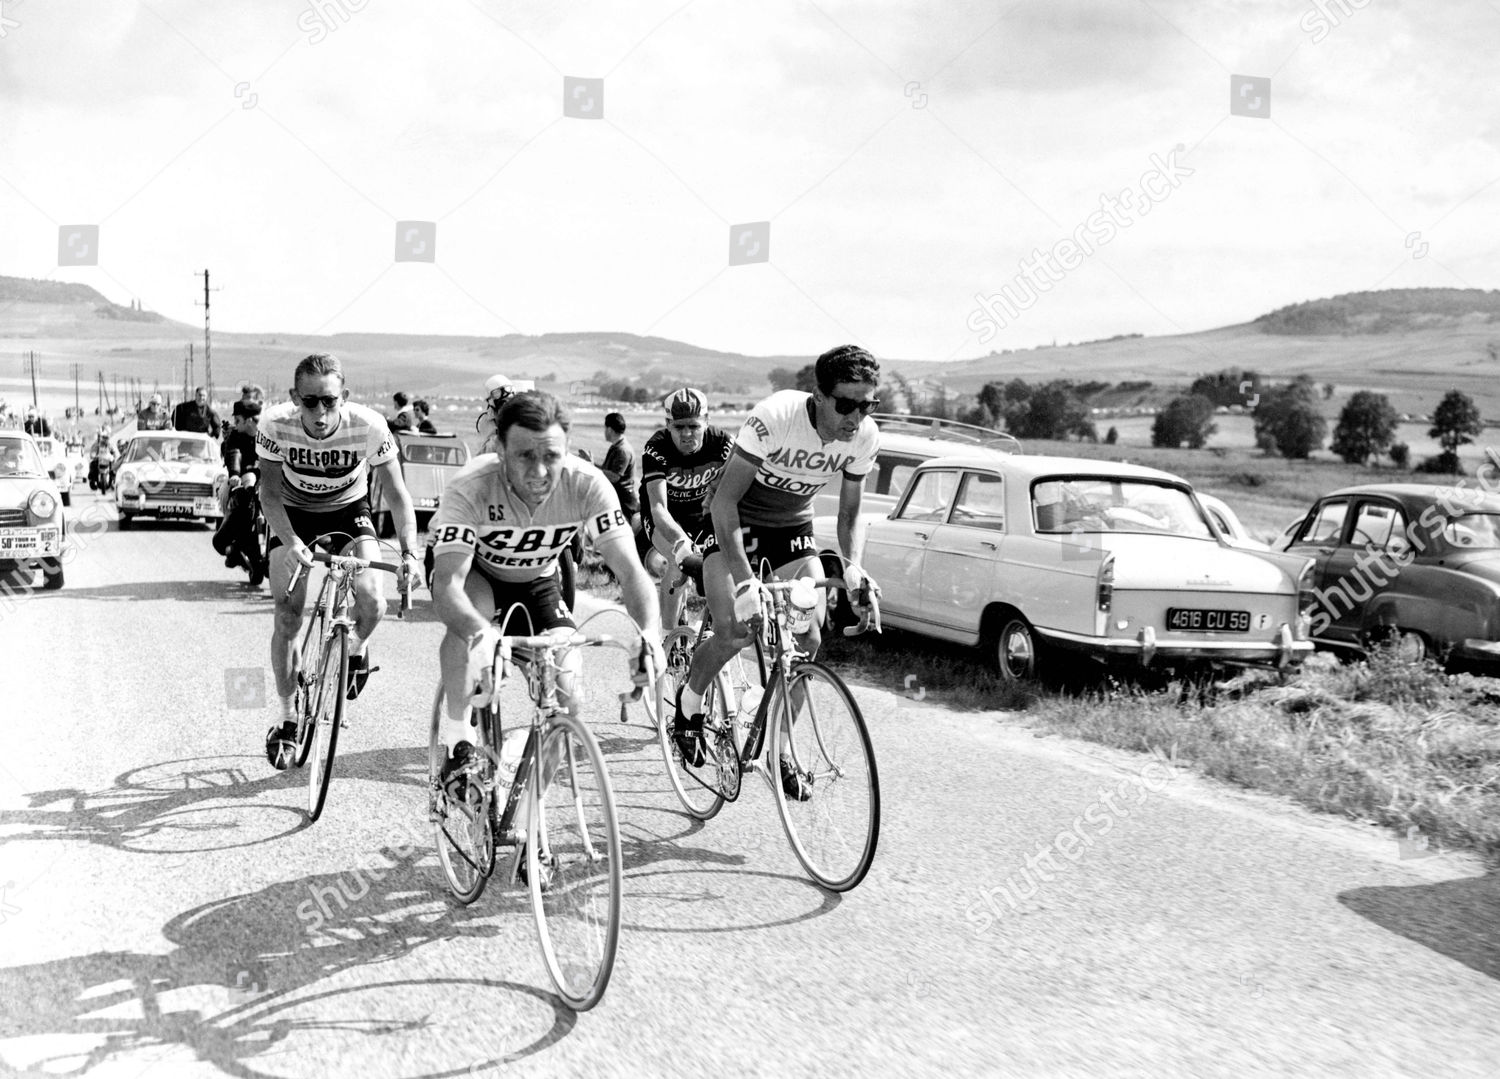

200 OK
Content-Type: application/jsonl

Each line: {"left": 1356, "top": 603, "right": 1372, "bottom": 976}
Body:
{"left": 287, "top": 548, "right": 413, "bottom": 617}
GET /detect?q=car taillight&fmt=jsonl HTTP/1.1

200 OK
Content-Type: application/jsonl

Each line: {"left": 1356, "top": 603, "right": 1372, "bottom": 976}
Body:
{"left": 1097, "top": 553, "right": 1115, "bottom": 613}
{"left": 1295, "top": 558, "right": 1316, "bottom": 636}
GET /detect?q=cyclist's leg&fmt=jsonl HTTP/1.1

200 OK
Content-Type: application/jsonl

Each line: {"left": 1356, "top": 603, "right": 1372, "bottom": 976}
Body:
{"left": 343, "top": 505, "right": 385, "bottom": 651}
{"left": 646, "top": 515, "right": 683, "bottom": 628}
{"left": 269, "top": 529, "right": 312, "bottom": 702}
{"left": 438, "top": 566, "right": 499, "bottom": 739}
{"left": 684, "top": 546, "right": 750, "bottom": 695}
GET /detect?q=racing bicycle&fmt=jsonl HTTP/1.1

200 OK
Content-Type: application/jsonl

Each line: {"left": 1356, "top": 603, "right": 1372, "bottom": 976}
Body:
{"left": 428, "top": 618, "right": 655, "bottom": 1011}
{"left": 286, "top": 534, "right": 411, "bottom": 822}
{"left": 656, "top": 572, "right": 881, "bottom": 892}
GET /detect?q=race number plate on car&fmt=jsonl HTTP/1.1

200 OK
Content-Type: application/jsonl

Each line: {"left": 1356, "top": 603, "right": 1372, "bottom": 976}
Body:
{"left": 1167, "top": 608, "right": 1250, "bottom": 633}
{"left": 0, "top": 528, "right": 57, "bottom": 553}
{"left": 193, "top": 497, "right": 218, "bottom": 515}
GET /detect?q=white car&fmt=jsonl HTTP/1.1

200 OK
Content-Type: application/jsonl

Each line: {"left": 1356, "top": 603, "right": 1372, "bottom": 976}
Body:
{"left": 1197, "top": 493, "right": 1268, "bottom": 550}
{"left": 0, "top": 433, "right": 67, "bottom": 590}
{"left": 114, "top": 432, "right": 227, "bottom": 528}
{"left": 812, "top": 454, "right": 1314, "bottom": 683}
{"left": 29, "top": 436, "right": 77, "bottom": 507}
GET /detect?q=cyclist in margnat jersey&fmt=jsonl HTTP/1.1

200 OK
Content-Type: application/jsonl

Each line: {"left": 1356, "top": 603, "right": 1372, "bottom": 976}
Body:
{"left": 639, "top": 387, "right": 733, "bottom": 628}
{"left": 674, "top": 344, "right": 883, "bottom": 799}
{"left": 259, "top": 352, "right": 423, "bottom": 768}
{"left": 429, "top": 390, "right": 665, "bottom": 806}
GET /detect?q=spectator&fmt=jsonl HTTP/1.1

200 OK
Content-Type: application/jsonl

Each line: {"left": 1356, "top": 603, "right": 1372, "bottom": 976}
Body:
{"left": 413, "top": 398, "right": 438, "bottom": 434}
{"left": 23, "top": 406, "right": 52, "bottom": 438}
{"left": 137, "top": 393, "right": 171, "bottom": 431}
{"left": 239, "top": 383, "right": 265, "bottom": 407}
{"left": 173, "top": 386, "right": 222, "bottom": 437}
{"left": 390, "top": 391, "right": 414, "bottom": 432}
{"left": 601, "top": 411, "right": 642, "bottom": 540}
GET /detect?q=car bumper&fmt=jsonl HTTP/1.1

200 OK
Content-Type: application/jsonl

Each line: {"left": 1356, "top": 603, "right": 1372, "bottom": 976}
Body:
{"left": 1456, "top": 638, "right": 1500, "bottom": 667}
{"left": 117, "top": 493, "right": 222, "bottom": 519}
{"left": 1042, "top": 623, "right": 1313, "bottom": 669}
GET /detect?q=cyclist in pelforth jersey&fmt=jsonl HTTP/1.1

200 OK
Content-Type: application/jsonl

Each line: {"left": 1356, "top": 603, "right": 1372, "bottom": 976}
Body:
{"left": 639, "top": 387, "right": 733, "bottom": 628}
{"left": 259, "top": 353, "right": 423, "bottom": 768}
{"left": 673, "top": 344, "right": 883, "bottom": 798}
{"left": 429, "top": 389, "right": 665, "bottom": 805}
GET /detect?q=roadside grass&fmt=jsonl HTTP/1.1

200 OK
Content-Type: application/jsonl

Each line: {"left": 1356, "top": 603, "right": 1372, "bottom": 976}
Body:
{"left": 819, "top": 628, "right": 1500, "bottom": 865}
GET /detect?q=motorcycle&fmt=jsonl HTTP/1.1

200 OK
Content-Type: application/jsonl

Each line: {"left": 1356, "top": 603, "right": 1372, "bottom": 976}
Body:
{"left": 214, "top": 473, "right": 269, "bottom": 586}
{"left": 89, "top": 444, "right": 115, "bottom": 492}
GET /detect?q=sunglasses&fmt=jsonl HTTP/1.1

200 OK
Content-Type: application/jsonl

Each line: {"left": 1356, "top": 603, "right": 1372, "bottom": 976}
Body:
{"left": 828, "top": 394, "right": 880, "bottom": 416}
{"left": 295, "top": 392, "right": 342, "bottom": 411}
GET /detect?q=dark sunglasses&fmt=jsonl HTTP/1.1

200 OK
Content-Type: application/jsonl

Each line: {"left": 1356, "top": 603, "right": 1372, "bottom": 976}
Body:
{"left": 295, "top": 392, "right": 342, "bottom": 411}
{"left": 828, "top": 394, "right": 880, "bottom": 416}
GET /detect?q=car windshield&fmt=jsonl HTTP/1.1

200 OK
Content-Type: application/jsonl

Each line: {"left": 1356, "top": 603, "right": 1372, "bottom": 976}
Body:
{"left": 1442, "top": 513, "right": 1500, "bottom": 550}
{"left": 122, "top": 437, "right": 213, "bottom": 464}
{"left": 0, "top": 438, "right": 45, "bottom": 477}
{"left": 1032, "top": 477, "right": 1213, "bottom": 539}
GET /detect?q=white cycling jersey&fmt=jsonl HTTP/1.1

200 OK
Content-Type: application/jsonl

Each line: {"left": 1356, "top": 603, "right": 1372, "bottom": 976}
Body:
{"left": 430, "top": 454, "right": 631, "bottom": 582}
{"left": 254, "top": 401, "right": 396, "bottom": 510}
{"left": 732, "top": 390, "right": 878, "bottom": 526}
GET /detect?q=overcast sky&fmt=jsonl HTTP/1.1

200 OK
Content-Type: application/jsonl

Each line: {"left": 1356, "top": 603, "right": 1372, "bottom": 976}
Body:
{"left": 1, "top": 0, "right": 1495, "bottom": 361}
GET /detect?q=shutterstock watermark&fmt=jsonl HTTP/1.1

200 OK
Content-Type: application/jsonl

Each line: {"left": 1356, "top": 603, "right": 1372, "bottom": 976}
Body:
{"left": 298, "top": 0, "right": 370, "bottom": 45}
{"left": 296, "top": 815, "right": 431, "bottom": 933}
{"left": 0, "top": 0, "right": 24, "bottom": 39}
{"left": 963, "top": 750, "right": 1175, "bottom": 936}
{"left": 1300, "top": 0, "right": 1374, "bottom": 45}
{"left": 967, "top": 148, "right": 1194, "bottom": 343}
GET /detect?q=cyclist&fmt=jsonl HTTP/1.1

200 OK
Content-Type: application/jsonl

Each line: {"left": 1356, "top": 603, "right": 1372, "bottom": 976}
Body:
{"left": 429, "top": 389, "right": 665, "bottom": 804}
{"left": 259, "top": 353, "right": 422, "bottom": 768}
{"left": 673, "top": 344, "right": 883, "bottom": 798}
{"left": 639, "top": 387, "right": 733, "bottom": 628}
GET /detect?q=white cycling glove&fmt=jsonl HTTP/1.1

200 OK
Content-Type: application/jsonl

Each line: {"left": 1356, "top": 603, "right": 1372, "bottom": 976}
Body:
{"left": 732, "top": 578, "right": 764, "bottom": 625}
{"left": 843, "top": 562, "right": 879, "bottom": 600}
{"left": 671, "top": 538, "right": 695, "bottom": 566}
{"left": 467, "top": 626, "right": 509, "bottom": 707}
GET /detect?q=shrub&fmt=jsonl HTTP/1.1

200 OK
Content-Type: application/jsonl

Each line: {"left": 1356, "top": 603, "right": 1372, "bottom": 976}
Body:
{"left": 1389, "top": 442, "right": 1410, "bottom": 469}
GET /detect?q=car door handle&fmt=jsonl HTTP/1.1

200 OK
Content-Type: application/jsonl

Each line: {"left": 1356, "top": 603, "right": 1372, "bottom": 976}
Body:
{"left": 980, "top": 540, "right": 997, "bottom": 550}
{"left": 913, "top": 530, "right": 929, "bottom": 540}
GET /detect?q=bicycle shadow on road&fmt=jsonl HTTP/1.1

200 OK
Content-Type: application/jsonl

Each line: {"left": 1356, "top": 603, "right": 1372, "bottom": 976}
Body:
{"left": 1339, "top": 872, "right": 1500, "bottom": 982}
{"left": 35, "top": 579, "right": 271, "bottom": 604}
{"left": 0, "top": 857, "right": 578, "bottom": 1078}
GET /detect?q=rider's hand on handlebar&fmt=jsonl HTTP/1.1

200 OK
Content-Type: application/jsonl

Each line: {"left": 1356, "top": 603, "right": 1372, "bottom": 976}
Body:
{"left": 467, "top": 625, "right": 508, "bottom": 707}
{"left": 399, "top": 549, "right": 423, "bottom": 592}
{"left": 634, "top": 634, "right": 665, "bottom": 687}
{"left": 290, "top": 540, "right": 316, "bottom": 570}
{"left": 732, "top": 578, "right": 764, "bottom": 626}
{"left": 671, "top": 538, "right": 696, "bottom": 567}
{"left": 843, "top": 563, "right": 883, "bottom": 635}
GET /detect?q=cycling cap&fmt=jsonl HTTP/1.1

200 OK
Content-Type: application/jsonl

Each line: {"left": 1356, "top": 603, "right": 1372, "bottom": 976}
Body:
{"left": 664, "top": 387, "right": 708, "bottom": 420}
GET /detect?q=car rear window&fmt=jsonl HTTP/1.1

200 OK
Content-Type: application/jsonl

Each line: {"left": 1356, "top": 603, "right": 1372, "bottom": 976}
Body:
{"left": 1031, "top": 477, "right": 1212, "bottom": 539}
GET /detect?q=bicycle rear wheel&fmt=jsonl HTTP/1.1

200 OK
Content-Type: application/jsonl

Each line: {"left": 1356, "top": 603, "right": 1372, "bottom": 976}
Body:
{"left": 529, "top": 712, "right": 622, "bottom": 1011}
{"left": 770, "top": 660, "right": 880, "bottom": 892}
{"left": 430, "top": 690, "right": 496, "bottom": 904}
{"left": 305, "top": 627, "right": 348, "bottom": 822}
{"left": 657, "top": 627, "right": 726, "bottom": 819}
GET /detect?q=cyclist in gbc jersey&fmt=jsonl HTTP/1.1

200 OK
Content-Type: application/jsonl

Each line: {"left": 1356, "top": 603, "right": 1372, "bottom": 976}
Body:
{"left": 258, "top": 352, "right": 422, "bottom": 769}
{"left": 429, "top": 390, "right": 665, "bottom": 798}
{"left": 639, "top": 387, "right": 733, "bottom": 627}
{"left": 675, "top": 344, "right": 884, "bottom": 799}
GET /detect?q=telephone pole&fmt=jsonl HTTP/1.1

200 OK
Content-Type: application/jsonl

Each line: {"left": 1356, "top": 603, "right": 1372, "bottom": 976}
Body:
{"left": 24, "top": 352, "right": 38, "bottom": 408}
{"left": 194, "top": 270, "right": 221, "bottom": 402}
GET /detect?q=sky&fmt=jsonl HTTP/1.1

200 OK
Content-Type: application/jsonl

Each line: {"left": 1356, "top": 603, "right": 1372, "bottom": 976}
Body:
{"left": 1, "top": 0, "right": 1496, "bottom": 362}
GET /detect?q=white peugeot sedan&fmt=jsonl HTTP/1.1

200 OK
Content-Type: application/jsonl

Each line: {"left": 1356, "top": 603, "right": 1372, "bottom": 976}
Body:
{"left": 114, "top": 432, "right": 226, "bottom": 528}
{"left": 813, "top": 454, "right": 1314, "bottom": 683}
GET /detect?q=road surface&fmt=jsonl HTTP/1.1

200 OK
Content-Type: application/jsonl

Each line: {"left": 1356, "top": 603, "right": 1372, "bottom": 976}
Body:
{"left": 1, "top": 490, "right": 1497, "bottom": 1077}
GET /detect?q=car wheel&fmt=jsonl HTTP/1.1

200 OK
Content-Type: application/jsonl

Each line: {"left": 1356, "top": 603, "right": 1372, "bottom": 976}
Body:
{"left": 41, "top": 559, "right": 63, "bottom": 591}
{"left": 988, "top": 615, "right": 1041, "bottom": 685}
{"left": 1369, "top": 626, "right": 1428, "bottom": 664}
{"left": 118, "top": 513, "right": 132, "bottom": 531}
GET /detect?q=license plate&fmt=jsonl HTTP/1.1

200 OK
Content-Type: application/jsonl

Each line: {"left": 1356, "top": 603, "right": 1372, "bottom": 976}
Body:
{"left": 156, "top": 504, "right": 195, "bottom": 517}
{"left": 0, "top": 530, "right": 40, "bottom": 553}
{"left": 1167, "top": 607, "right": 1250, "bottom": 633}
{"left": 193, "top": 497, "right": 218, "bottom": 515}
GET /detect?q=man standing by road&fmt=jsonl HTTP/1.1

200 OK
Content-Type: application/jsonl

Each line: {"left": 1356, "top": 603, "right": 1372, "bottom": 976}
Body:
{"left": 390, "top": 392, "right": 415, "bottom": 432}
{"left": 601, "top": 412, "right": 641, "bottom": 542}
{"left": 23, "top": 407, "right": 51, "bottom": 438}
{"left": 173, "top": 386, "right": 222, "bottom": 437}
{"left": 258, "top": 353, "right": 422, "bottom": 769}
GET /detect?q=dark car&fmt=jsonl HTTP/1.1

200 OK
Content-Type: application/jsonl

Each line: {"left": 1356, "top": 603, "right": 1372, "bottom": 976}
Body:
{"left": 1284, "top": 483, "right": 1500, "bottom": 669}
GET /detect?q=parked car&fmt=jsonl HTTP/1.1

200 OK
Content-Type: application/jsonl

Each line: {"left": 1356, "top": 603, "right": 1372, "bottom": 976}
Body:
{"left": 1283, "top": 483, "right": 1500, "bottom": 668}
{"left": 114, "top": 432, "right": 226, "bottom": 528}
{"left": 812, "top": 454, "right": 1315, "bottom": 683}
{"left": 29, "top": 435, "right": 77, "bottom": 507}
{"left": 0, "top": 432, "right": 67, "bottom": 590}
{"left": 1197, "top": 492, "right": 1268, "bottom": 550}
{"left": 811, "top": 413, "right": 1021, "bottom": 519}
{"left": 368, "top": 430, "right": 471, "bottom": 536}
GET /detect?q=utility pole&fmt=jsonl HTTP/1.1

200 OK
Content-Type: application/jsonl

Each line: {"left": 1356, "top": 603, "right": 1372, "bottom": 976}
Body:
{"left": 73, "top": 363, "right": 80, "bottom": 418}
{"left": 194, "top": 270, "right": 221, "bottom": 402}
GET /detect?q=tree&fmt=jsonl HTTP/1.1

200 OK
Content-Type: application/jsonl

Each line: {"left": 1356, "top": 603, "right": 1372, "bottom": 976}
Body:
{"left": 1151, "top": 394, "right": 1217, "bottom": 449}
{"left": 1429, "top": 390, "right": 1483, "bottom": 468}
{"left": 1006, "top": 380, "right": 1094, "bottom": 441}
{"left": 1104, "top": 425, "right": 1118, "bottom": 445}
{"left": 793, "top": 364, "right": 818, "bottom": 394}
{"left": 1253, "top": 376, "right": 1327, "bottom": 459}
{"left": 1330, "top": 390, "right": 1399, "bottom": 465}
{"left": 767, "top": 367, "right": 799, "bottom": 392}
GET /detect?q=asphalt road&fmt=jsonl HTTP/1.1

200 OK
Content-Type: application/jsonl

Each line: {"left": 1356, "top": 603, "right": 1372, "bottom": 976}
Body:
{"left": 2, "top": 490, "right": 1498, "bottom": 1078}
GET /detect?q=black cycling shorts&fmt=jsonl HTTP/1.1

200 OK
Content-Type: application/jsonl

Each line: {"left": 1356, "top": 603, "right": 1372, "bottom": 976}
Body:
{"left": 642, "top": 511, "right": 711, "bottom": 547}
{"left": 479, "top": 568, "right": 576, "bottom": 634}
{"left": 268, "top": 498, "right": 378, "bottom": 553}
{"left": 702, "top": 521, "right": 816, "bottom": 574}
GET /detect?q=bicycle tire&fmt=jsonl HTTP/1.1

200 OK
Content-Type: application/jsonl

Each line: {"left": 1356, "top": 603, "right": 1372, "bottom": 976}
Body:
{"left": 291, "top": 602, "right": 325, "bottom": 770}
{"left": 656, "top": 626, "right": 725, "bottom": 819}
{"left": 529, "top": 712, "right": 622, "bottom": 1011}
{"left": 431, "top": 696, "right": 496, "bottom": 905}
{"left": 769, "top": 660, "right": 880, "bottom": 892}
{"left": 305, "top": 627, "right": 347, "bottom": 822}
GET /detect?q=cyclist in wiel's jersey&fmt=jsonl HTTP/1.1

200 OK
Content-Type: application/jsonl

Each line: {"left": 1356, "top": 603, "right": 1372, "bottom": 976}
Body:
{"left": 639, "top": 387, "right": 733, "bottom": 627}
{"left": 674, "top": 345, "right": 884, "bottom": 798}
{"left": 259, "top": 352, "right": 422, "bottom": 768}
{"left": 429, "top": 390, "right": 665, "bottom": 799}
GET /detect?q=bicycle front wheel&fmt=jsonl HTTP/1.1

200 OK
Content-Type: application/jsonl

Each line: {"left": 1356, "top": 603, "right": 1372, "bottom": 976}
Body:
{"left": 291, "top": 607, "right": 325, "bottom": 769}
{"left": 529, "top": 712, "right": 622, "bottom": 1011}
{"left": 305, "top": 627, "right": 348, "bottom": 822}
{"left": 430, "top": 690, "right": 495, "bottom": 904}
{"left": 656, "top": 626, "right": 726, "bottom": 820}
{"left": 770, "top": 661, "right": 880, "bottom": 892}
